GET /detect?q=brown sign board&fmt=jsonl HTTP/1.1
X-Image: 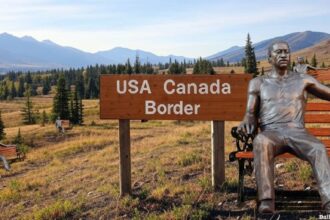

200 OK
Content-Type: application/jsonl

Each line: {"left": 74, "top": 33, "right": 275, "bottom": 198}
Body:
{"left": 100, "top": 74, "right": 252, "bottom": 121}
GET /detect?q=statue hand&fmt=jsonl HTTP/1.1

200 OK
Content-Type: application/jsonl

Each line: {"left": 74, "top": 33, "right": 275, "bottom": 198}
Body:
{"left": 238, "top": 117, "right": 257, "bottom": 135}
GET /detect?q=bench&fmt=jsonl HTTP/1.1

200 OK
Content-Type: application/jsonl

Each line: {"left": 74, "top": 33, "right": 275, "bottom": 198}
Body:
{"left": 56, "top": 120, "right": 72, "bottom": 132}
{"left": 229, "top": 102, "right": 330, "bottom": 202}
{"left": 0, "top": 144, "right": 24, "bottom": 161}
{"left": 61, "top": 120, "right": 72, "bottom": 130}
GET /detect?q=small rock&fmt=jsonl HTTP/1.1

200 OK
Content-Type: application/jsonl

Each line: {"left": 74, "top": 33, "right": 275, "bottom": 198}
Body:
{"left": 305, "top": 186, "right": 311, "bottom": 191}
{"left": 87, "top": 191, "right": 94, "bottom": 196}
{"left": 275, "top": 163, "right": 284, "bottom": 169}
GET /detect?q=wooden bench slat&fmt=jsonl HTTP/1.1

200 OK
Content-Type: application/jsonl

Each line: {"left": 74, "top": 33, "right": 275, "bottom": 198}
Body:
{"left": 307, "top": 128, "right": 330, "bottom": 136}
{"left": 0, "top": 146, "right": 18, "bottom": 159}
{"left": 236, "top": 150, "right": 330, "bottom": 159}
{"left": 305, "top": 114, "right": 330, "bottom": 123}
{"left": 306, "top": 103, "right": 330, "bottom": 111}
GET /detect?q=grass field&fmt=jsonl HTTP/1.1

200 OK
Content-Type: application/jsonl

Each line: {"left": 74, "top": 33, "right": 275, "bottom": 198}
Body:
{"left": 0, "top": 96, "right": 320, "bottom": 219}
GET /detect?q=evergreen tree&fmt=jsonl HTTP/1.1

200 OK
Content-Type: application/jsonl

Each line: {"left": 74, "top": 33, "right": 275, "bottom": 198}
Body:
{"left": 125, "top": 59, "right": 133, "bottom": 74}
{"left": 244, "top": 33, "right": 258, "bottom": 77}
{"left": 145, "top": 63, "right": 154, "bottom": 74}
{"left": 76, "top": 73, "right": 85, "bottom": 99}
{"left": 42, "top": 76, "right": 51, "bottom": 95}
{"left": 10, "top": 81, "right": 17, "bottom": 99}
{"left": 18, "top": 76, "right": 25, "bottom": 97}
{"left": 193, "top": 58, "right": 215, "bottom": 75}
{"left": 52, "top": 75, "right": 70, "bottom": 120}
{"left": 305, "top": 57, "right": 309, "bottom": 64}
{"left": 2, "top": 82, "right": 9, "bottom": 100}
{"left": 25, "top": 72, "right": 32, "bottom": 84}
{"left": 134, "top": 55, "right": 141, "bottom": 74}
{"left": 168, "top": 60, "right": 181, "bottom": 74}
{"left": 70, "top": 87, "right": 80, "bottom": 124}
{"left": 41, "top": 110, "right": 47, "bottom": 126}
{"left": 85, "top": 77, "right": 98, "bottom": 99}
{"left": 0, "top": 111, "right": 5, "bottom": 140}
{"left": 21, "top": 87, "right": 36, "bottom": 124}
{"left": 311, "top": 54, "right": 318, "bottom": 67}
{"left": 78, "top": 96, "right": 84, "bottom": 125}
{"left": 321, "top": 62, "right": 326, "bottom": 68}
{"left": 13, "top": 128, "right": 23, "bottom": 145}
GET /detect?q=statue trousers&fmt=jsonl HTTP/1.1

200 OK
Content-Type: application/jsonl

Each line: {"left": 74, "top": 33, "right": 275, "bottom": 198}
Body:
{"left": 253, "top": 127, "right": 330, "bottom": 206}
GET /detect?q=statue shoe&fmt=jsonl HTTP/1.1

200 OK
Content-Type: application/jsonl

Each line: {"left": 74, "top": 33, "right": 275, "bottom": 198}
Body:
{"left": 258, "top": 199, "right": 275, "bottom": 214}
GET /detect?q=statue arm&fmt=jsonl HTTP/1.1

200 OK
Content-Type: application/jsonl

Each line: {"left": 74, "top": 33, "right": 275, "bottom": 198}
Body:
{"left": 238, "top": 78, "right": 260, "bottom": 134}
{"left": 306, "top": 75, "right": 330, "bottom": 101}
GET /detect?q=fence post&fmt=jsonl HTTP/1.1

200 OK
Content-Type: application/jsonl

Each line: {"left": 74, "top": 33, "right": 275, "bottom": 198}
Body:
{"left": 119, "top": 119, "right": 131, "bottom": 196}
{"left": 211, "top": 120, "right": 225, "bottom": 189}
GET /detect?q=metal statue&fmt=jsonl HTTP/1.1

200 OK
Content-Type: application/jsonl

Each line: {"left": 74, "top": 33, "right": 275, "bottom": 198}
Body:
{"left": 293, "top": 56, "right": 316, "bottom": 74}
{"left": 0, "top": 155, "right": 10, "bottom": 171}
{"left": 239, "top": 41, "right": 330, "bottom": 214}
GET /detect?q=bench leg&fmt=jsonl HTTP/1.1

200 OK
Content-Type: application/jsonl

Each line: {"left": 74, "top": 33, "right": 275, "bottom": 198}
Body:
{"left": 238, "top": 159, "right": 245, "bottom": 202}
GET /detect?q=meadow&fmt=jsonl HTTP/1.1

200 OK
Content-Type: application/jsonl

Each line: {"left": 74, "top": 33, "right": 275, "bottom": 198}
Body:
{"left": 0, "top": 95, "right": 318, "bottom": 219}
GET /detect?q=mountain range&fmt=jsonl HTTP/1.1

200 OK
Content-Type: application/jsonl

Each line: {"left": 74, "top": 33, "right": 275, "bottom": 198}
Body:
{"left": 0, "top": 33, "right": 192, "bottom": 73}
{"left": 0, "top": 31, "right": 329, "bottom": 73}
{"left": 207, "top": 31, "right": 330, "bottom": 62}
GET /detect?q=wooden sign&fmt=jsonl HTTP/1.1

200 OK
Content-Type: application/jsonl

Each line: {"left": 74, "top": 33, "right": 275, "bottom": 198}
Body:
{"left": 100, "top": 74, "right": 251, "bottom": 121}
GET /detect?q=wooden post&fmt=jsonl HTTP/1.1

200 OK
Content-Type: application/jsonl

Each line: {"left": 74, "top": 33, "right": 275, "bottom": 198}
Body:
{"left": 211, "top": 120, "right": 225, "bottom": 189}
{"left": 119, "top": 119, "right": 131, "bottom": 196}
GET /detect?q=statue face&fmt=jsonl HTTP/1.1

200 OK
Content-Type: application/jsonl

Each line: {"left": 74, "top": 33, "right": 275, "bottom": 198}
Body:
{"left": 297, "top": 57, "right": 304, "bottom": 64}
{"left": 269, "top": 43, "right": 290, "bottom": 69}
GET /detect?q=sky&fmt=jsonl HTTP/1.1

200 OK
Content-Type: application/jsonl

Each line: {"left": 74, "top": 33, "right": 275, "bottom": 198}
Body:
{"left": 0, "top": 0, "right": 329, "bottom": 58}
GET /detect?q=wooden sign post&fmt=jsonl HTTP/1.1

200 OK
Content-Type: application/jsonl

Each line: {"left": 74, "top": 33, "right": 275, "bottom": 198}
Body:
{"left": 100, "top": 74, "right": 251, "bottom": 195}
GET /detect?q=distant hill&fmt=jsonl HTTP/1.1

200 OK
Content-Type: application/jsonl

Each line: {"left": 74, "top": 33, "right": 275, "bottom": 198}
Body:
{"left": 96, "top": 47, "right": 193, "bottom": 64}
{"left": 0, "top": 33, "right": 110, "bottom": 72}
{"left": 0, "top": 33, "right": 192, "bottom": 73}
{"left": 292, "top": 39, "right": 330, "bottom": 66}
{"left": 207, "top": 31, "right": 330, "bottom": 63}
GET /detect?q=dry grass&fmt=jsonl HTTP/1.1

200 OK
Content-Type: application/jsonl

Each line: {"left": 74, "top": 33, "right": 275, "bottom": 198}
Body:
{"left": 0, "top": 97, "right": 320, "bottom": 219}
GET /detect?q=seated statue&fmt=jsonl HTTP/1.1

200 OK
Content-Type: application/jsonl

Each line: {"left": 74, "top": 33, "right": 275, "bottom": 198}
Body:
{"left": 239, "top": 41, "right": 330, "bottom": 214}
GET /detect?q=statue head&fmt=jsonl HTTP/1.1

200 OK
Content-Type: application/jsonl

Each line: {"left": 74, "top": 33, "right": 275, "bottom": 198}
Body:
{"left": 297, "top": 56, "right": 304, "bottom": 64}
{"left": 268, "top": 41, "right": 290, "bottom": 70}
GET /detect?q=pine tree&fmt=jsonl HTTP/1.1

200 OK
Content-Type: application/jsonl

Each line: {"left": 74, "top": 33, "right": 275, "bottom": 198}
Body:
{"left": 0, "top": 111, "right": 5, "bottom": 140}
{"left": 168, "top": 60, "right": 181, "bottom": 74}
{"left": 305, "top": 57, "right": 309, "bottom": 64}
{"left": 134, "top": 55, "right": 141, "bottom": 74}
{"left": 41, "top": 110, "right": 47, "bottom": 126}
{"left": 125, "top": 59, "right": 133, "bottom": 74}
{"left": 86, "top": 77, "right": 98, "bottom": 99}
{"left": 311, "top": 54, "right": 318, "bottom": 67}
{"left": 52, "top": 75, "right": 70, "bottom": 120}
{"left": 18, "top": 76, "right": 25, "bottom": 97}
{"left": 70, "top": 88, "right": 80, "bottom": 124}
{"left": 244, "top": 33, "right": 258, "bottom": 77}
{"left": 76, "top": 73, "right": 85, "bottom": 99}
{"left": 193, "top": 58, "right": 215, "bottom": 75}
{"left": 42, "top": 77, "right": 51, "bottom": 95}
{"left": 14, "top": 128, "right": 23, "bottom": 145}
{"left": 291, "top": 61, "right": 296, "bottom": 71}
{"left": 10, "top": 81, "right": 17, "bottom": 99}
{"left": 78, "top": 96, "right": 84, "bottom": 125}
{"left": 321, "top": 62, "right": 326, "bottom": 68}
{"left": 21, "top": 86, "right": 36, "bottom": 124}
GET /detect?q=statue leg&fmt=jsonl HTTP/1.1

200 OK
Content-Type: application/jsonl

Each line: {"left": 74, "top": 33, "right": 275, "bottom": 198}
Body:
{"left": 286, "top": 128, "right": 330, "bottom": 206}
{"left": 253, "top": 131, "right": 286, "bottom": 202}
